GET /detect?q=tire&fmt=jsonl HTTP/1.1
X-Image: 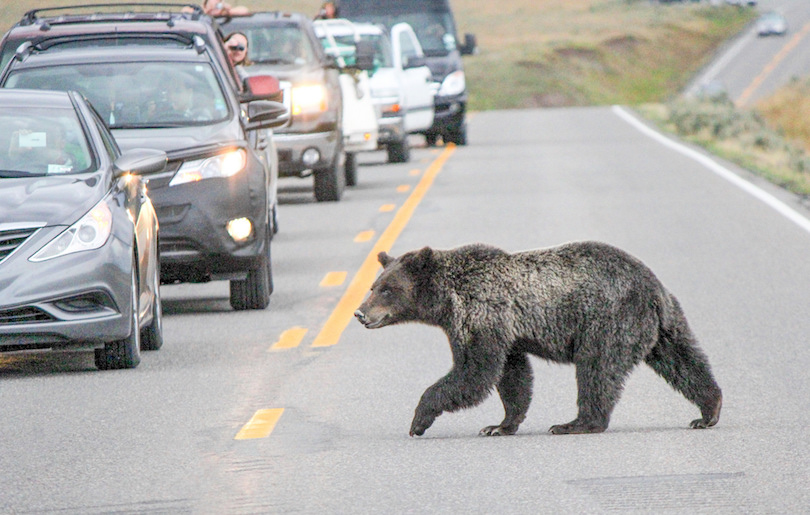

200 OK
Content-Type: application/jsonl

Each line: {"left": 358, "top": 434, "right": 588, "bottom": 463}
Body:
{"left": 387, "top": 137, "right": 410, "bottom": 163}
{"left": 140, "top": 251, "right": 163, "bottom": 351}
{"left": 345, "top": 152, "right": 358, "bottom": 187}
{"left": 313, "top": 157, "right": 345, "bottom": 202}
{"left": 95, "top": 257, "right": 141, "bottom": 370}
{"left": 229, "top": 225, "right": 273, "bottom": 310}
{"left": 445, "top": 123, "right": 468, "bottom": 146}
{"left": 271, "top": 204, "right": 279, "bottom": 235}
{"left": 425, "top": 133, "right": 439, "bottom": 147}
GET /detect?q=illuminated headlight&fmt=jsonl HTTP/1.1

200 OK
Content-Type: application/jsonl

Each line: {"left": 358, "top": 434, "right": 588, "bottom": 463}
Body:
{"left": 292, "top": 84, "right": 328, "bottom": 115}
{"left": 30, "top": 201, "right": 112, "bottom": 262}
{"left": 226, "top": 217, "right": 253, "bottom": 242}
{"left": 437, "top": 70, "right": 466, "bottom": 97}
{"left": 170, "top": 149, "right": 247, "bottom": 187}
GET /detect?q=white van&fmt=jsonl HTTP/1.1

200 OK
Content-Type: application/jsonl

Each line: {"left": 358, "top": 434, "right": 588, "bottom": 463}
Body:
{"left": 314, "top": 19, "right": 379, "bottom": 185}
{"left": 314, "top": 20, "right": 435, "bottom": 163}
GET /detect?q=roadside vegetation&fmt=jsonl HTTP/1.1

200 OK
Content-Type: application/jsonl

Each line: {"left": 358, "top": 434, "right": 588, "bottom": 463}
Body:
{"left": 3, "top": 1, "right": 807, "bottom": 196}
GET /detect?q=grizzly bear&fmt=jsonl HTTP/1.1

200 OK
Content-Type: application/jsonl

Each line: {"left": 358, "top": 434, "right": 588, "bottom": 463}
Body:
{"left": 354, "top": 241, "right": 722, "bottom": 437}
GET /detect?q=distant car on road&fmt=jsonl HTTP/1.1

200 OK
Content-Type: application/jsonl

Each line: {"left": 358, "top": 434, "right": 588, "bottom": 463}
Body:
{"left": 756, "top": 12, "right": 788, "bottom": 37}
{"left": 0, "top": 89, "right": 166, "bottom": 370}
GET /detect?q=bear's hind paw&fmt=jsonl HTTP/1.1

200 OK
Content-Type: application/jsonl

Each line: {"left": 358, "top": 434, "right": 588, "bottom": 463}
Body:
{"left": 479, "top": 424, "right": 518, "bottom": 437}
{"left": 548, "top": 421, "right": 607, "bottom": 435}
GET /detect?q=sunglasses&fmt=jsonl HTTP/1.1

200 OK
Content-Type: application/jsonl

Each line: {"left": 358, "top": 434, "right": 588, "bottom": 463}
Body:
{"left": 227, "top": 44, "right": 246, "bottom": 51}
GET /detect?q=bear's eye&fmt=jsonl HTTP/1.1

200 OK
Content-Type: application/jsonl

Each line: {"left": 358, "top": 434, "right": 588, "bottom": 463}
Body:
{"left": 379, "top": 286, "right": 393, "bottom": 297}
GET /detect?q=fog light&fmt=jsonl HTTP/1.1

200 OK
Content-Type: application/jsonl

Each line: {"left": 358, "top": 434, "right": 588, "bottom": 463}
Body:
{"left": 226, "top": 218, "right": 253, "bottom": 242}
{"left": 302, "top": 148, "right": 320, "bottom": 167}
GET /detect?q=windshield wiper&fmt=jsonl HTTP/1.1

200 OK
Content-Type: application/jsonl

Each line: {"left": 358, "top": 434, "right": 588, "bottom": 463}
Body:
{"left": 0, "top": 169, "right": 40, "bottom": 178}
{"left": 259, "top": 57, "right": 298, "bottom": 65}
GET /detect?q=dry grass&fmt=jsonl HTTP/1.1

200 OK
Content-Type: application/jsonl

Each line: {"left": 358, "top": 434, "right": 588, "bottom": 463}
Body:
{"left": 755, "top": 77, "right": 810, "bottom": 152}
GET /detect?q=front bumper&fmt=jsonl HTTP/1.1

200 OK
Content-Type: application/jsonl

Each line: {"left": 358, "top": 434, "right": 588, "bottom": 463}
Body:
{"left": 148, "top": 157, "right": 270, "bottom": 284}
{"left": 376, "top": 115, "right": 406, "bottom": 145}
{"left": 426, "top": 93, "right": 467, "bottom": 135}
{"left": 0, "top": 228, "right": 133, "bottom": 351}
{"left": 274, "top": 130, "right": 340, "bottom": 177}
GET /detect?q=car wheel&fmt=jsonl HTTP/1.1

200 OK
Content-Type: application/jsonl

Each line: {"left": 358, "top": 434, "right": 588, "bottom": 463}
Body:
{"left": 140, "top": 251, "right": 163, "bottom": 351}
{"left": 445, "top": 123, "right": 468, "bottom": 146}
{"left": 345, "top": 152, "right": 358, "bottom": 186}
{"left": 313, "top": 156, "right": 345, "bottom": 202}
{"left": 95, "top": 255, "right": 142, "bottom": 370}
{"left": 387, "top": 137, "right": 410, "bottom": 163}
{"left": 229, "top": 225, "right": 273, "bottom": 310}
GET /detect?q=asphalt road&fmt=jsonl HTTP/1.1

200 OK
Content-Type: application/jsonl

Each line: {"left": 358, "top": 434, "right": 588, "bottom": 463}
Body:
{"left": 686, "top": 0, "right": 810, "bottom": 106}
{"left": 1, "top": 106, "right": 809, "bottom": 513}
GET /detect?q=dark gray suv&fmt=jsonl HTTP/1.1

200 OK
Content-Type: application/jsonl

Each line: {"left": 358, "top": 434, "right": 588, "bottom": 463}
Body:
{"left": 0, "top": 13, "right": 287, "bottom": 310}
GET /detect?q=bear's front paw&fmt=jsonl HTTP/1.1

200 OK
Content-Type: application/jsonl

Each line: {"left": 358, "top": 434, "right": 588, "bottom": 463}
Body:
{"left": 410, "top": 409, "right": 437, "bottom": 437}
{"left": 478, "top": 424, "right": 518, "bottom": 436}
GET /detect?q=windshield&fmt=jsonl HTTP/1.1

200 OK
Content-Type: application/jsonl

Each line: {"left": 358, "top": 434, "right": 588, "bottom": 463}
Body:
{"left": 235, "top": 25, "right": 318, "bottom": 66}
{"left": 0, "top": 106, "right": 92, "bottom": 177}
{"left": 350, "top": 13, "right": 456, "bottom": 56}
{"left": 4, "top": 61, "right": 230, "bottom": 129}
{"left": 320, "top": 33, "right": 393, "bottom": 71}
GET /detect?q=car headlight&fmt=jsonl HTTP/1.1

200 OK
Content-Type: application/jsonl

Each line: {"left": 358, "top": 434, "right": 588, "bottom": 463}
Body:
{"left": 30, "top": 201, "right": 113, "bottom": 262}
{"left": 292, "top": 84, "right": 328, "bottom": 115}
{"left": 437, "top": 70, "right": 466, "bottom": 97}
{"left": 170, "top": 149, "right": 247, "bottom": 187}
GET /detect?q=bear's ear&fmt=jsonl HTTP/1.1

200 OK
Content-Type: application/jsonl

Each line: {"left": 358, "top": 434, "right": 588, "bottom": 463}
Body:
{"left": 378, "top": 251, "right": 394, "bottom": 268}
{"left": 404, "top": 246, "right": 434, "bottom": 273}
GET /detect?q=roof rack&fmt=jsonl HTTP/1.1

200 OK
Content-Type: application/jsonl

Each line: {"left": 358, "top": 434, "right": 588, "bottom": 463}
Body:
{"left": 20, "top": 3, "right": 205, "bottom": 27}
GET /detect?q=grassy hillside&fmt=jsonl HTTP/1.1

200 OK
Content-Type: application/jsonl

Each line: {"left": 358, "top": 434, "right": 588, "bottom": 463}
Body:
{"left": 1, "top": 0, "right": 753, "bottom": 110}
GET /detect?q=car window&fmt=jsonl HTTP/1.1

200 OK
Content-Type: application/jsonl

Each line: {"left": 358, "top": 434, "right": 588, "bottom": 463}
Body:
{"left": 398, "top": 31, "right": 419, "bottom": 65}
{"left": 327, "top": 33, "right": 393, "bottom": 70}
{"left": 238, "top": 25, "right": 317, "bottom": 66}
{"left": 0, "top": 106, "right": 92, "bottom": 177}
{"left": 5, "top": 61, "right": 230, "bottom": 128}
{"left": 348, "top": 13, "right": 456, "bottom": 56}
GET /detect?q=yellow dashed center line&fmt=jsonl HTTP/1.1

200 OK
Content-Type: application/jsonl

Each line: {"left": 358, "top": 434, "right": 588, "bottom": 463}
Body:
{"left": 320, "top": 271, "right": 347, "bottom": 287}
{"left": 379, "top": 204, "right": 396, "bottom": 212}
{"left": 234, "top": 408, "right": 284, "bottom": 440}
{"left": 397, "top": 184, "right": 411, "bottom": 193}
{"left": 311, "top": 144, "right": 457, "bottom": 347}
{"left": 354, "top": 230, "right": 375, "bottom": 242}
{"left": 270, "top": 326, "right": 308, "bottom": 351}
{"left": 409, "top": 169, "right": 422, "bottom": 176}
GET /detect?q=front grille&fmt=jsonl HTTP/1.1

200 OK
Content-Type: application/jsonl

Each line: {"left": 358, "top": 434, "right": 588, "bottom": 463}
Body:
{"left": 0, "top": 306, "right": 54, "bottom": 325}
{"left": 0, "top": 227, "right": 38, "bottom": 264}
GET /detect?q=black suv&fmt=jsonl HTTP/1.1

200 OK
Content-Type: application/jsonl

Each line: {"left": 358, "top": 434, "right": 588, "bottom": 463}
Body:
{"left": 0, "top": 5, "right": 288, "bottom": 310}
{"left": 219, "top": 12, "right": 346, "bottom": 202}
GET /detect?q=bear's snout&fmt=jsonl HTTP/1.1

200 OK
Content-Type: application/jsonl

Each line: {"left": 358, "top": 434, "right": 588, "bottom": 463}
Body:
{"left": 354, "top": 309, "right": 367, "bottom": 325}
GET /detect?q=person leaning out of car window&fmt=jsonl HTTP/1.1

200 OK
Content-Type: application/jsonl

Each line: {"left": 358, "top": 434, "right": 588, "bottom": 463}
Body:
{"left": 315, "top": 1, "right": 338, "bottom": 20}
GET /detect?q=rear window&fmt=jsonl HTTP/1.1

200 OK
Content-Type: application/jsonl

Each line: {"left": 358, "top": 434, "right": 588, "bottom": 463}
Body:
{"left": 0, "top": 106, "right": 93, "bottom": 177}
{"left": 5, "top": 61, "right": 230, "bottom": 128}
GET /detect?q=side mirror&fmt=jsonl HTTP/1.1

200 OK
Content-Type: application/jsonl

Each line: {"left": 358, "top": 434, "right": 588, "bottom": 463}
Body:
{"left": 114, "top": 148, "right": 167, "bottom": 177}
{"left": 403, "top": 55, "right": 427, "bottom": 69}
{"left": 240, "top": 75, "right": 281, "bottom": 102}
{"left": 460, "top": 33, "right": 477, "bottom": 56}
{"left": 353, "top": 40, "right": 375, "bottom": 71}
{"left": 244, "top": 100, "right": 289, "bottom": 131}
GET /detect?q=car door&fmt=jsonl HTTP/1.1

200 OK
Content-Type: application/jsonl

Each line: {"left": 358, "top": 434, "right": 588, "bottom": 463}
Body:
{"left": 390, "top": 23, "right": 434, "bottom": 133}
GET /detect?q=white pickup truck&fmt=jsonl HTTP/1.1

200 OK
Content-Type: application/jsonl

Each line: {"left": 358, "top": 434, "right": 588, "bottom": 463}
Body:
{"left": 314, "top": 20, "right": 435, "bottom": 164}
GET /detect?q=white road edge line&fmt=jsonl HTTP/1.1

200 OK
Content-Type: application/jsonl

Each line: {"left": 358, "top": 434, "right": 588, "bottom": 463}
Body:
{"left": 612, "top": 105, "right": 810, "bottom": 236}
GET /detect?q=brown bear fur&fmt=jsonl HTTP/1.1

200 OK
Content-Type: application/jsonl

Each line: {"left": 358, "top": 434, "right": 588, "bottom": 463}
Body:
{"left": 354, "top": 241, "right": 722, "bottom": 437}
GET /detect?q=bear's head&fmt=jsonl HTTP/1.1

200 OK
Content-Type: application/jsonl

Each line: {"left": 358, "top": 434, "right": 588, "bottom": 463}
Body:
{"left": 354, "top": 246, "right": 438, "bottom": 329}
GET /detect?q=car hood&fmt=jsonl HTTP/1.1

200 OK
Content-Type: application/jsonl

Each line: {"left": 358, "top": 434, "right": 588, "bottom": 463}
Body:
{"left": 111, "top": 121, "right": 241, "bottom": 156}
{"left": 0, "top": 172, "right": 107, "bottom": 227}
